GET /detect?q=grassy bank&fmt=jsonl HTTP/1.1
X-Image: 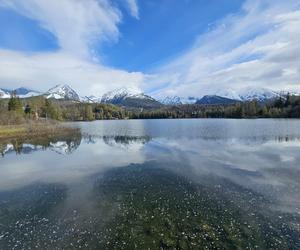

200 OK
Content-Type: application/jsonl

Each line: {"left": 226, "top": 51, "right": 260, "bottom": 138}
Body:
{"left": 0, "top": 121, "right": 79, "bottom": 141}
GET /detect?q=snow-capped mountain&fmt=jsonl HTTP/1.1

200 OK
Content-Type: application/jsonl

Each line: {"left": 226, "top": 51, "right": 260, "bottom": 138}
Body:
{"left": 100, "top": 87, "right": 162, "bottom": 108}
{"left": 238, "top": 88, "right": 279, "bottom": 102}
{"left": 101, "top": 87, "right": 152, "bottom": 103}
{"left": 14, "top": 87, "right": 41, "bottom": 98}
{"left": 0, "top": 88, "right": 10, "bottom": 98}
{"left": 0, "top": 87, "right": 40, "bottom": 98}
{"left": 214, "top": 87, "right": 279, "bottom": 102}
{"left": 80, "top": 87, "right": 162, "bottom": 109}
{"left": 19, "top": 91, "right": 41, "bottom": 98}
{"left": 160, "top": 88, "right": 281, "bottom": 106}
{"left": 79, "top": 87, "right": 161, "bottom": 107}
{"left": 45, "top": 84, "right": 80, "bottom": 101}
{"left": 0, "top": 83, "right": 294, "bottom": 108}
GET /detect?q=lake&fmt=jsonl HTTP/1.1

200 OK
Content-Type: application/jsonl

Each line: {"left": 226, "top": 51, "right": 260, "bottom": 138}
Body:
{"left": 0, "top": 119, "right": 300, "bottom": 249}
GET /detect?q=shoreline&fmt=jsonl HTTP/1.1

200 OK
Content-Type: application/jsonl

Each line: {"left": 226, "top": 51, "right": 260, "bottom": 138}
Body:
{"left": 0, "top": 121, "right": 80, "bottom": 141}
{"left": 66, "top": 117, "right": 300, "bottom": 122}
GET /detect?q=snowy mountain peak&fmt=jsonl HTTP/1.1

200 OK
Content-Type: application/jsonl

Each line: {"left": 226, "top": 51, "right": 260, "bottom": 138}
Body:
{"left": 100, "top": 87, "right": 162, "bottom": 108}
{"left": 101, "top": 87, "right": 150, "bottom": 103}
{"left": 45, "top": 84, "right": 80, "bottom": 101}
{"left": 238, "top": 87, "right": 279, "bottom": 101}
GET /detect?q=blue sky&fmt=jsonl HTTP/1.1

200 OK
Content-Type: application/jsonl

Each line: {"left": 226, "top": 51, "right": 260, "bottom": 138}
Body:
{"left": 100, "top": 0, "right": 243, "bottom": 72}
{"left": 0, "top": 8, "right": 58, "bottom": 52}
{"left": 0, "top": 0, "right": 299, "bottom": 97}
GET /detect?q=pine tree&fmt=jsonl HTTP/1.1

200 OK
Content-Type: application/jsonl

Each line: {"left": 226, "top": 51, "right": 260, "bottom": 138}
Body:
{"left": 8, "top": 93, "right": 23, "bottom": 113}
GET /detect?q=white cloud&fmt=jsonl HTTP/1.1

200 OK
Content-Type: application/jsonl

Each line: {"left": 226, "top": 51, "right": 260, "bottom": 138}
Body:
{"left": 0, "top": 0, "right": 121, "bottom": 57}
{"left": 0, "top": 0, "right": 145, "bottom": 95}
{"left": 0, "top": 49, "right": 145, "bottom": 96}
{"left": 125, "top": 0, "right": 139, "bottom": 19}
{"left": 149, "top": 0, "right": 300, "bottom": 98}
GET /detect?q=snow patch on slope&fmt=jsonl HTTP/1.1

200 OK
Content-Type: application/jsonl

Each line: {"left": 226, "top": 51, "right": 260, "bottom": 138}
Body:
{"left": 45, "top": 84, "right": 80, "bottom": 101}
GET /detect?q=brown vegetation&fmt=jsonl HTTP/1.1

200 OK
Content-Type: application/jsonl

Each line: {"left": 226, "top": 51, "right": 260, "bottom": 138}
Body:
{"left": 0, "top": 120, "right": 79, "bottom": 141}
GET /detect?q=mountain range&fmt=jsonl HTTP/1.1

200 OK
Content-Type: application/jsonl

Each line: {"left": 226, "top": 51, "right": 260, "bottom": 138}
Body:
{"left": 0, "top": 87, "right": 40, "bottom": 99}
{"left": 160, "top": 88, "right": 283, "bottom": 105}
{"left": 0, "top": 84, "right": 294, "bottom": 108}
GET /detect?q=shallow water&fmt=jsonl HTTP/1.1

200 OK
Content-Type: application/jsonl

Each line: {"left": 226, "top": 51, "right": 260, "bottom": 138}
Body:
{"left": 0, "top": 119, "right": 300, "bottom": 249}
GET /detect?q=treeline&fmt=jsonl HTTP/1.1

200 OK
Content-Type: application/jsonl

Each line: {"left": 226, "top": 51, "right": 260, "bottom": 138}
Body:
{"left": 0, "top": 95, "right": 130, "bottom": 125}
{"left": 131, "top": 94, "right": 300, "bottom": 119}
{"left": 1, "top": 94, "right": 299, "bottom": 125}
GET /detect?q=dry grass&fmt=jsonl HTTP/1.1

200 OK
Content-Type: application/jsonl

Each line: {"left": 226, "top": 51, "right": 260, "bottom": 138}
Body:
{"left": 0, "top": 121, "right": 79, "bottom": 141}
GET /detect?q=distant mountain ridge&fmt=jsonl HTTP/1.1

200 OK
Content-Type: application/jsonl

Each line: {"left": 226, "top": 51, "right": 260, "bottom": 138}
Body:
{"left": 161, "top": 87, "right": 282, "bottom": 105}
{"left": 0, "top": 84, "right": 296, "bottom": 107}
{"left": 0, "top": 87, "right": 40, "bottom": 98}
{"left": 0, "top": 85, "right": 162, "bottom": 109}
{"left": 0, "top": 89, "right": 10, "bottom": 98}
{"left": 196, "top": 95, "right": 240, "bottom": 105}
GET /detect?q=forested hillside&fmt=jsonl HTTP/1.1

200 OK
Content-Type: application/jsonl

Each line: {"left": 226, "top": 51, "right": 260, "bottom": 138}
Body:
{"left": 0, "top": 96, "right": 129, "bottom": 125}
{"left": 132, "top": 95, "right": 300, "bottom": 119}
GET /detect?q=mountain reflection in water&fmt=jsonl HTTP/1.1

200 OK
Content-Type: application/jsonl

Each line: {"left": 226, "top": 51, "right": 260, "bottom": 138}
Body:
{"left": 0, "top": 134, "right": 151, "bottom": 157}
{"left": 0, "top": 119, "right": 299, "bottom": 249}
{"left": 0, "top": 133, "right": 82, "bottom": 157}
